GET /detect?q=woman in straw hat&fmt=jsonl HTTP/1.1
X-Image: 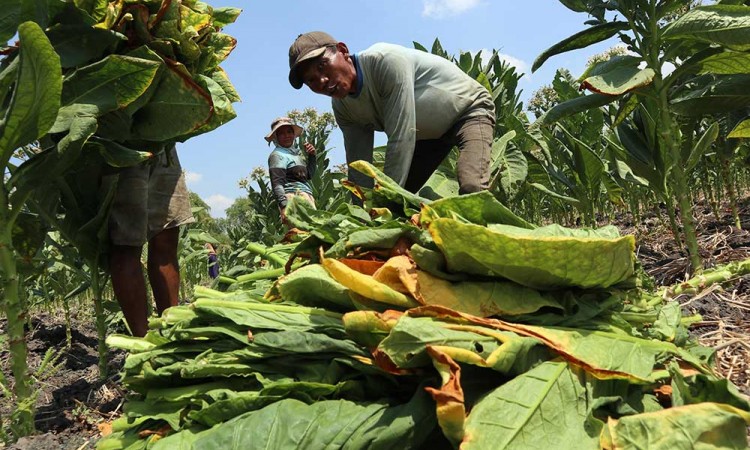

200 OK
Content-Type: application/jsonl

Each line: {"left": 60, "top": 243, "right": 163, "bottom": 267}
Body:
{"left": 265, "top": 117, "right": 317, "bottom": 225}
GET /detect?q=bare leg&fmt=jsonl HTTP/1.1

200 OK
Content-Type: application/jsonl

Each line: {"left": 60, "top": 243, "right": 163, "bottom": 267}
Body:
{"left": 110, "top": 245, "right": 149, "bottom": 337}
{"left": 148, "top": 227, "right": 181, "bottom": 315}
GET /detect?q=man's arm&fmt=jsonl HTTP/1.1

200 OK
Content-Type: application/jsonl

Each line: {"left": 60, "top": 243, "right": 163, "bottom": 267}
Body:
{"left": 333, "top": 104, "right": 375, "bottom": 189}
{"left": 373, "top": 52, "right": 417, "bottom": 187}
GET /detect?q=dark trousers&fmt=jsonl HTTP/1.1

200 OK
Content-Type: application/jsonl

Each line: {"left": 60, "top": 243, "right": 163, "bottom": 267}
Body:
{"left": 403, "top": 116, "right": 494, "bottom": 195}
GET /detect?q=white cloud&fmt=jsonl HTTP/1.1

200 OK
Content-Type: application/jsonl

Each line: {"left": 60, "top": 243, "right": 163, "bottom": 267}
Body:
{"left": 474, "top": 49, "right": 530, "bottom": 79}
{"left": 185, "top": 171, "right": 203, "bottom": 184}
{"left": 497, "top": 53, "right": 530, "bottom": 76}
{"left": 206, "top": 194, "right": 233, "bottom": 217}
{"left": 422, "top": 0, "right": 482, "bottom": 19}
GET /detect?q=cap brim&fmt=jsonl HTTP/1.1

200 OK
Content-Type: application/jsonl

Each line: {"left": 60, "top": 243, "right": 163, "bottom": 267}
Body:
{"left": 288, "top": 47, "right": 328, "bottom": 89}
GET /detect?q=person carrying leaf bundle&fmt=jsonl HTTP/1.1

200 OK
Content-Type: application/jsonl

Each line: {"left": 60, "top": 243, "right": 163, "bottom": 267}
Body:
{"left": 287, "top": 31, "right": 496, "bottom": 195}
{"left": 265, "top": 117, "right": 317, "bottom": 224}
{"left": 108, "top": 144, "right": 195, "bottom": 337}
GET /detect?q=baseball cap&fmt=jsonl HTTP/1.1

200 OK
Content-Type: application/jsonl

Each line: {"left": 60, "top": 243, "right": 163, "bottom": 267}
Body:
{"left": 288, "top": 31, "right": 337, "bottom": 89}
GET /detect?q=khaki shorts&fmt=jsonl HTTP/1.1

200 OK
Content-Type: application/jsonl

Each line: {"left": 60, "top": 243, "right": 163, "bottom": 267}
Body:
{"left": 109, "top": 146, "right": 195, "bottom": 247}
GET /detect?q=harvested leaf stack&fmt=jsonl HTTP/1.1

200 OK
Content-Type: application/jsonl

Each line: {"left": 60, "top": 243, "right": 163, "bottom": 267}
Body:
{"left": 101, "top": 162, "right": 750, "bottom": 450}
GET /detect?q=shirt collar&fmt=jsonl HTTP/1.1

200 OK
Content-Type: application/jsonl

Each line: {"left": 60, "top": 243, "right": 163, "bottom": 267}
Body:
{"left": 275, "top": 144, "right": 300, "bottom": 155}
{"left": 350, "top": 52, "right": 363, "bottom": 98}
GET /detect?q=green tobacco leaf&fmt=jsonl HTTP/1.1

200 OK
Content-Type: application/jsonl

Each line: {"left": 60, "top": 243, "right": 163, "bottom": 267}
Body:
{"left": 0, "top": 58, "right": 19, "bottom": 109}
{"left": 410, "top": 244, "right": 467, "bottom": 281}
{"left": 349, "top": 160, "right": 430, "bottom": 210}
{"left": 462, "top": 361, "right": 598, "bottom": 450}
{"left": 0, "top": 0, "right": 56, "bottom": 43}
{"left": 728, "top": 117, "right": 750, "bottom": 137}
{"left": 529, "top": 182, "right": 582, "bottom": 206}
{"left": 601, "top": 403, "right": 750, "bottom": 449}
{"left": 185, "top": 73, "right": 237, "bottom": 137}
{"left": 59, "top": 54, "right": 160, "bottom": 110}
{"left": 664, "top": 5, "right": 750, "bottom": 50}
{"left": 96, "top": 139, "right": 154, "bottom": 168}
{"left": 671, "top": 366, "right": 750, "bottom": 411}
{"left": 559, "top": 125, "right": 606, "bottom": 190}
{"left": 12, "top": 212, "right": 47, "bottom": 271}
{"left": 695, "top": 50, "right": 750, "bottom": 75}
{"left": 212, "top": 7, "right": 242, "bottom": 29}
{"left": 429, "top": 220, "right": 634, "bottom": 289}
{"left": 419, "top": 169, "right": 458, "bottom": 200}
{"left": 211, "top": 68, "right": 240, "bottom": 103}
{"left": 532, "top": 22, "right": 629, "bottom": 73}
{"left": 46, "top": 24, "right": 124, "bottom": 68}
{"left": 277, "top": 264, "right": 354, "bottom": 312}
{"left": 491, "top": 131, "right": 528, "bottom": 198}
{"left": 414, "top": 270, "right": 563, "bottom": 317}
{"left": 379, "top": 316, "right": 500, "bottom": 369}
{"left": 613, "top": 93, "right": 639, "bottom": 127}
{"left": 192, "top": 298, "right": 344, "bottom": 335}
{"left": 533, "top": 93, "right": 619, "bottom": 128}
{"left": 0, "top": 0, "right": 23, "bottom": 43}
{"left": 131, "top": 63, "right": 214, "bottom": 141}
{"left": 9, "top": 116, "right": 97, "bottom": 207}
{"left": 686, "top": 122, "right": 719, "bottom": 173}
{"left": 197, "top": 32, "right": 237, "bottom": 74}
{"left": 0, "top": 21, "right": 61, "bottom": 165}
{"left": 558, "top": 0, "right": 591, "bottom": 13}
{"left": 421, "top": 191, "right": 535, "bottom": 229}
{"left": 74, "top": 0, "right": 107, "bottom": 22}
{"left": 185, "top": 392, "right": 436, "bottom": 450}
{"left": 671, "top": 74, "right": 750, "bottom": 116}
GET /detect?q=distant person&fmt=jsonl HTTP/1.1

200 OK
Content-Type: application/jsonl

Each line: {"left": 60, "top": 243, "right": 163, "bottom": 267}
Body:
{"left": 205, "top": 243, "right": 220, "bottom": 279}
{"left": 265, "top": 117, "right": 317, "bottom": 224}
{"left": 287, "top": 31, "right": 496, "bottom": 194}
{"left": 108, "top": 144, "right": 194, "bottom": 337}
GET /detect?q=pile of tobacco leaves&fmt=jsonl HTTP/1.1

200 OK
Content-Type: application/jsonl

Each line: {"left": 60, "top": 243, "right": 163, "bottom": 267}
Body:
{"left": 99, "top": 162, "right": 750, "bottom": 450}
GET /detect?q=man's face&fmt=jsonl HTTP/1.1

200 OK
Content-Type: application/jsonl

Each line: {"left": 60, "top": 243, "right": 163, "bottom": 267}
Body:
{"left": 275, "top": 125, "right": 295, "bottom": 148}
{"left": 299, "top": 44, "right": 356, "bottom": 99}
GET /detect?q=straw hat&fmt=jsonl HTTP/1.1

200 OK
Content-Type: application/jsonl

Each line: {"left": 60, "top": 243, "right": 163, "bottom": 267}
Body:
{"left": 264, "top": 117, "right": 304, "bottom": 143}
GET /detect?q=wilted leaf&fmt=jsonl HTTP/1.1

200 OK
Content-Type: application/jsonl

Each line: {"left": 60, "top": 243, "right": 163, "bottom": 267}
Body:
{"left": 321, "top": 254, "right": 420, "bottom": 309}
{"left": 601, "top": 403, "right": 750, "bottom": 450}
{"left": 277, "top": 264, "right": 354, "bottom": 311}
{"left": 424, "top": 346, "right": 465, "bottom": 447}
{"left": 429, "top": 220, "right": 635, "bottom": 289}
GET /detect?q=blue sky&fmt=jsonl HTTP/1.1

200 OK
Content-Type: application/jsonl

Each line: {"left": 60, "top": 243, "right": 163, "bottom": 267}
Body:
{"left": 181, "top": 0, "right": 618, "bottom": 217}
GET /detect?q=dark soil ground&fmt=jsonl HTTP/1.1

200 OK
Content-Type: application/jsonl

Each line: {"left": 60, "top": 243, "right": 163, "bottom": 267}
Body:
{"left": 0, "top": 315, "right": 126, "bottom": 449}
{"left": 0, "top": 199, "right": 749, "bottom": 449}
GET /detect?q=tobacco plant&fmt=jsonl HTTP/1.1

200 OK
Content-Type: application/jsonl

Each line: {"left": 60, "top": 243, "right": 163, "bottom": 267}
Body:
{"left": 1, "top": 0, "right": 241, "bottom": 437}
{"left": 533, "top": 0, "right": 750, "bottom": 272}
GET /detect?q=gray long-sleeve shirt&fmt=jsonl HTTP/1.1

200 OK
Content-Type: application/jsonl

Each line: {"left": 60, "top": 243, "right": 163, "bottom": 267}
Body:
{"left": 332, "top": 43, "right": 495, "bottom": 188}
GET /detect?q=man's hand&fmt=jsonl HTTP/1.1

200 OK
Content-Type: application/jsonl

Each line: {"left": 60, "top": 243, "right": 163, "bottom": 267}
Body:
{"left": 280, "top": 207, "right": 287, "bottom": 224}
{"left": 303, "top": 142, "right": 316, "bottom": 156}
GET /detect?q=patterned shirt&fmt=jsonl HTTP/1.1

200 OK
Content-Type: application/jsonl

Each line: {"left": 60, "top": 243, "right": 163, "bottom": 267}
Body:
{"left": 268, "top": 144, "right": 316, "bottom": 207}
